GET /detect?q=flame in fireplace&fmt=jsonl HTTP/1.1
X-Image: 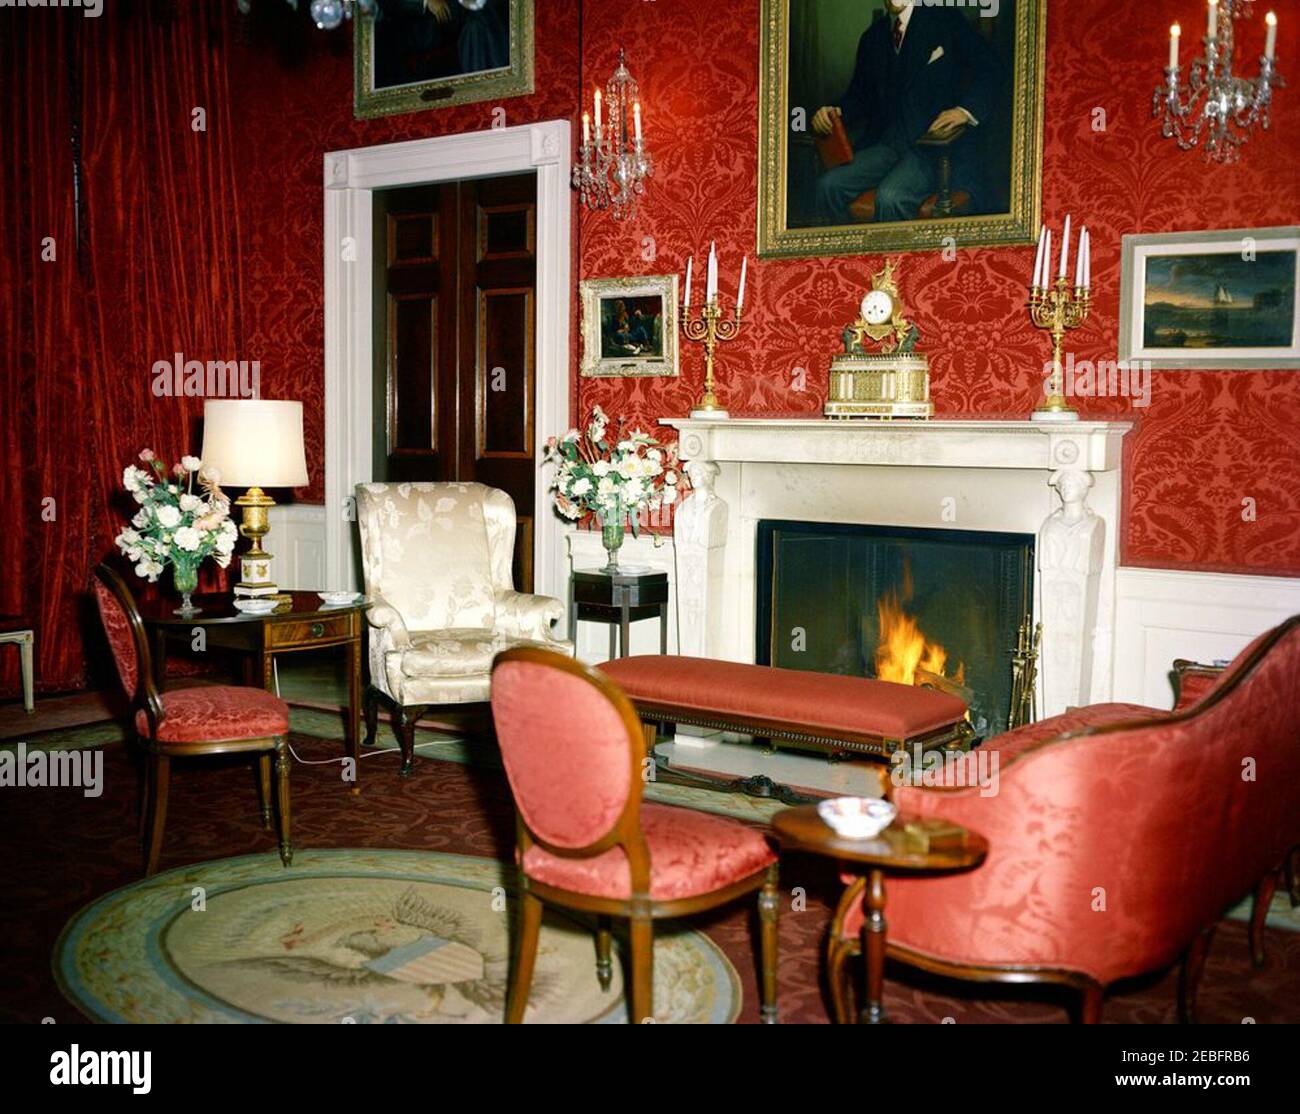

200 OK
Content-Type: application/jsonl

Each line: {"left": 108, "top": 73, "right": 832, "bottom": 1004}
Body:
{"left": 873, "top": 584, "right": 966, "bottom": 689}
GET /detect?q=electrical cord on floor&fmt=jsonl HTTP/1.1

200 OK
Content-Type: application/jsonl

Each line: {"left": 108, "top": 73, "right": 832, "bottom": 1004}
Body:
{"left": 285, "top": 735, "right": 463, "bottom": 767}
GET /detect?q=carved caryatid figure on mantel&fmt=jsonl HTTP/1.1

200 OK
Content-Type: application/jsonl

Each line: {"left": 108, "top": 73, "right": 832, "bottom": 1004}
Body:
{"left": 1037, "top": 468, "right": 1106, "bottom": 712}
{"left": 673, "top": 460, "right": 727, "bottom": 658}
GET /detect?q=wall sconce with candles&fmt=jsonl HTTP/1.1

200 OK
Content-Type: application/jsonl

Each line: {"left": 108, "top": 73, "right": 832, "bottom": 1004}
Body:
{"left": 1154, "top": 1, "right": 1283, "bottom": 161}
{"left": 573, "top": 48, "right": 653, "bottom": 220}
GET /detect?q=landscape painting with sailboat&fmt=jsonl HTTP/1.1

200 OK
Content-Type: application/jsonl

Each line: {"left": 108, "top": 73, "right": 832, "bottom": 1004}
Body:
{"left": 1142, "top": 250, "right": 1297, "bottom": 349}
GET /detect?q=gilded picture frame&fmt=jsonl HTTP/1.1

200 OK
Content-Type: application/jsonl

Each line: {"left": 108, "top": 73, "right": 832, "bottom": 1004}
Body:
{"left": 354, "top": 0, "right": 535, "bottom": 121}
{"left": 580, "top": 275, "right": 681, "bottom": 379}
{"left": 1119, "top": 227, "right": 1300, "bottom": 369}
{"left": 757, "top": 0, "right": 1047, "bottom": 259}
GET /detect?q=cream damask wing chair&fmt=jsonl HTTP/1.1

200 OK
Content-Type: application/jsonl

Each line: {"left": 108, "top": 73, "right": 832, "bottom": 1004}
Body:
{"left": 357, "top": 482, "right": 573, "bottom": 776}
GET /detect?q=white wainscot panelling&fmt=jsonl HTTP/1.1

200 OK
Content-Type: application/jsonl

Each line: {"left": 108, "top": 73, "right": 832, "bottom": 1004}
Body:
{"left": 267, "top": 504, "right": 328, "bottom": 592}
{"left": 1112, "top": 567, "right": 1300, "bottom": 709}
{"left": 565, "top": 527, "right": 678, "bottom": 664}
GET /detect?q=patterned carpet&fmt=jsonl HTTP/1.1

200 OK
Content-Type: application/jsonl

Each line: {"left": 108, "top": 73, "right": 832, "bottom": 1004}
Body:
{"left": 55, "top": 849, "right": 739, "bottom": 1024}
{"left": 3, "top": 714, "right": 1298, "bottom": 1024}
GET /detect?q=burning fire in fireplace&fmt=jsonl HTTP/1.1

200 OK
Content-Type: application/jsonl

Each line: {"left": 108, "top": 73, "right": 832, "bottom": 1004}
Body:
{"left": 873, "top": 584, "right": 966, "bottom": 690}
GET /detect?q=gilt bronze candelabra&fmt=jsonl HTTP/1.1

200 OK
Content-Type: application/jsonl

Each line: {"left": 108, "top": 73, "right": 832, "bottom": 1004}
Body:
{"left": 1028, "top": 275, "right": 1090, "bottom": 422}
{"left": 681, "top": 297, "right": 743, "bottom": 419}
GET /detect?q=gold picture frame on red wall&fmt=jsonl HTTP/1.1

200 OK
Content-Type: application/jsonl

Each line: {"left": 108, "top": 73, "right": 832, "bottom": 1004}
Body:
{"left": 757, "top": 0, "right": 1046, "bottom": 259}
{"left": 354, "top": 0, "right": 535, "bottom": 120}
{"left": 580, "top": 275, "right": 681, "bottom": 379}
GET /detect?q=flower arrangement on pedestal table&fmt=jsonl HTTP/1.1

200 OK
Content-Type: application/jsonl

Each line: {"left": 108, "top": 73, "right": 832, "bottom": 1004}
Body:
{"left": 114, "top": 450, "right": 238, "bottom": 615}
{"left": 543, "top": 406, "right": 686, "bottom": 573}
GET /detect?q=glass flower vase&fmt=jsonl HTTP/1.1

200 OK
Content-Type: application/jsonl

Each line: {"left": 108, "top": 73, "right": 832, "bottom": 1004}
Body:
{"left": 172, "top": 558, "right": 201, "bottom": 616}
{"left": 597, "top": 506, "right": 625, "bottom": 575}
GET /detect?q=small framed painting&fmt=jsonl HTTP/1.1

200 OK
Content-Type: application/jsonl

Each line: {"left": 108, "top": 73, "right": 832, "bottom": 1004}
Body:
{"left": 580, "top": 275, "right": 680, "bottom": 378}
{"left": 354, "top": 0, "right": 534, "bottom": 120}
{"left": 1119, "top": 227, "right": 1300, "bottom": 369}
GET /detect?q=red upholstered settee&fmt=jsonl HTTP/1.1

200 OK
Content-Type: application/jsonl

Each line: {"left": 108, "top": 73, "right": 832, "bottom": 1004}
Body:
{"left": 829, "top": 618, "right": 1300, "bottom": 1023}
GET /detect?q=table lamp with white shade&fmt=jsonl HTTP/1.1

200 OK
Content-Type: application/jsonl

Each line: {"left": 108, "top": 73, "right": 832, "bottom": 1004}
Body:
{"left": 200, "top": 400, "right": 309, "bottom": 598}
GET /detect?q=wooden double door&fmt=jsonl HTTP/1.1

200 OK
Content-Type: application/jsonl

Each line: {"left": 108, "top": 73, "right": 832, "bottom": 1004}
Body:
{"left": 375, "top": 173, "right": 537, "bottom": 590}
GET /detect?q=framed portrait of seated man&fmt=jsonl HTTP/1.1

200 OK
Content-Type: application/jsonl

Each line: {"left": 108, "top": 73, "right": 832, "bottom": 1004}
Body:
{"left": 757, "top": 0, "right": 1046, "bottom": 258}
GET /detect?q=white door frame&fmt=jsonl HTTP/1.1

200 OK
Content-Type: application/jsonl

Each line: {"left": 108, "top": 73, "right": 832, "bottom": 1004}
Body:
{"left": 323, "top": 120, "right": 572, "bottom": 600}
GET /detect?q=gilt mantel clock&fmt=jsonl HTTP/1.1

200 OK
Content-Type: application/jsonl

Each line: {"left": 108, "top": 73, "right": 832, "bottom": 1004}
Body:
{"left": 825, "top": 259, "right": 933, "bottom": 420}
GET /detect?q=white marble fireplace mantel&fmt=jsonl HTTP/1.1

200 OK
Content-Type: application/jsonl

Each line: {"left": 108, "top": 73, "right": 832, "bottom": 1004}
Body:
{"left": 663, "top": 417, "right": 1134, "bottom": 720}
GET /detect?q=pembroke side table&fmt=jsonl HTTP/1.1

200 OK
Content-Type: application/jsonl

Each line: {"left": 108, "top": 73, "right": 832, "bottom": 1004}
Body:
{"left": 139, "top": 592, "right": 369, "bottom": 781}
{"left": 772, "top": 804, "right": 988, "bottom": 1025}
{"left": 569, "top": 568, "right": 669, "bottom": 660}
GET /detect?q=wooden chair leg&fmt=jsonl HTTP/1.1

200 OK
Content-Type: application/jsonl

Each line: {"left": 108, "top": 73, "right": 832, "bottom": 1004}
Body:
{"left": 1250, "top": 871, "right": 1278, "bottom": 968}
{"left": 506, "top": 890, "right": 543, "bottom": 1024}
{"left": 274, "top": 738, "right": 292, "bottom": 867}
{"left": 394, "top": 704, "right": 427, "bottom": 778}
{"left": 144, "top": 754, "right": 170, "bottom": 877}
{"left": 1178, "top": 925, "right": 1215, "bottom": 1024}
{"left": 1079, "top": 982, "right": 1103, "bottom": 1024}
{"left": 139, "top": 750, "right": 154, "bottom": 840}
{"left": 826, "top": 939, "right": 854, "bottom": 1025}
{"left": 256, "top": 753, "right": 273, "bottom": 830}
{"left": 595, "top": 916, "right": 613, "bottom": 992}
{"left": 628, "top": 915, "right": 654, "bottom": 1024}
{"left": 362, "top": 685, "right": 381, "bottom": 748}
{"left": 758, "top": 863, "right": 779, "bottom": 1024}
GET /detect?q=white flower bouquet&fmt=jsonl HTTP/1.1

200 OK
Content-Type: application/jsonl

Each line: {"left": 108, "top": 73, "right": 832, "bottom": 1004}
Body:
{"left": 543, "top": 406, "right": 685, "bottom": 572}
{"left": 115, "top": 450, "right": 238, "bottom": 614}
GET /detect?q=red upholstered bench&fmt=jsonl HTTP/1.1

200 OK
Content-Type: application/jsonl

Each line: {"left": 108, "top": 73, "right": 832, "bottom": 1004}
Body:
{"left": 598, "top": 656, "right": 971, "bottom": 803}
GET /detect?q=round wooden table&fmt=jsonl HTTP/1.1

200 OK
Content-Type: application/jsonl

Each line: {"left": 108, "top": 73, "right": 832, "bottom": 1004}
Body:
{"left": 772, "top": 804, "right": 988, "bottom": 1024}
{"left": 138, "top": 591, "right": 370, "bottom": 786}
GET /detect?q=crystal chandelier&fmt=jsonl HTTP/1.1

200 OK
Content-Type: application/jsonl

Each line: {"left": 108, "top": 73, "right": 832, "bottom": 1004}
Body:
{"left": 573, "top": 49, "right": 653, "bottom": 220}
{"left": 1154, "top": 1, "right": 1283, "bottom": 161}
{"left": 235, "top": 0, "right": 376, "bottom": 31}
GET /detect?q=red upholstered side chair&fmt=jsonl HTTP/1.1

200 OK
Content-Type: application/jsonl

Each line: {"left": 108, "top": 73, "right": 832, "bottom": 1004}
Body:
{"left": 827, "top": 617, "right": 1300, "bottom": 1024}
{"left": 92, "top": 564, "right": 293, "bottom": 876}
{"left": 490, "top": 647, "right": 780, "bottom": 1024}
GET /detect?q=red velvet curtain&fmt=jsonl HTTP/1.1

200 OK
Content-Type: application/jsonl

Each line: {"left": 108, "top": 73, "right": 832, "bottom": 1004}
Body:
{"left": 1, "top": 3, "right": 248, "bottom": 695}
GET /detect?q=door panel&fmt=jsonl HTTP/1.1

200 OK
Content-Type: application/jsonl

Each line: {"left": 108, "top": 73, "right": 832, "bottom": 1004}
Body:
{"left": 377, "top": 173, "right": 537, "bottom": 590}
{"left": 381, "top": 184, "right": 458, "bottom": 481}
{"left": 478, "top": 289, "right": 533, "bottom": 459}
{"left": 388, "top": 294, "right": 437, "bottom": 459}
{"left": 460, "top": 175, "right": 537, "bottom": 590}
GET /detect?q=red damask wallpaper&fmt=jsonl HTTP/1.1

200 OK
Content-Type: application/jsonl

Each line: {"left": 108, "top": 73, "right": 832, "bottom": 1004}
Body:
{"left": 4, "top": 0, "right": 1298, "bottom": 693}
{"left": 576, "top": 0, "right": 1300, "bottom": 574}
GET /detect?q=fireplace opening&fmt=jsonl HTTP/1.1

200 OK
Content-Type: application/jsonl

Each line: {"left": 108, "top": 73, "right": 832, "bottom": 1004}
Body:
{"left": 756, "top": 520, "right": 1035, "bottom": 740}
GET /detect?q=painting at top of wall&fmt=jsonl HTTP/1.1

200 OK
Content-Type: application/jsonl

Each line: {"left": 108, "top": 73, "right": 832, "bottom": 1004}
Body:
{"left": 1119, "top": 227, "right": 1300, "bottom": 369}
{"left": 757, "top": 0, "right": 1046, "bottom": 258}
{"left": 355, "top": 0, "right": 534, "bottom": 119}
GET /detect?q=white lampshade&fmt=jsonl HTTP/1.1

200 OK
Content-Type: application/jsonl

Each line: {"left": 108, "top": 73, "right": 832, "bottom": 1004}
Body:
{"left": 200, "top": 400, "right": 309, "bottom": 488}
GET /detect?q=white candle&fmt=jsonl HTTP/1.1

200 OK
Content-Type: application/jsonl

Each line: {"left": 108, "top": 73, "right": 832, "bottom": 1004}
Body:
{"left": 1207, "top": 0, "right": 1217, "bottom": 39}
{"left": 737, "top": 255, "right": 748, "bottom": 312}
{"left": 1169, "top": 22, "right": 1181, "bottom": 69}
{"left": 1084, "top": 229, "right": 1091, "bottom": 289}
{"left": 684, "top": 256, "right": 693, "bottom": 310}
{"left": 594, "top": 88, "right": 602, "bottom": 131}
{"left": 1058, "top": 214, "right": 1071, "bottom": 281}
{"left": 1041, "top": 228, "right": 1052, "bottom": 292}
{"left": 582, "top": 112, "right": 590, "bottom": 147}
{"left": 1266, "top": 12, "right": 1277, "bottom": 60}
{"left": 706, "top": 241, "right": 718, "bottom": 302}
{"left": 1032, "top": 224, "right": 1046, "bottom": 288}
{"left": 633, "top": 101, "right": 642, "bottom": 145}
{"left": 1075, "top": 226, "right": 1086, "bottom": 289}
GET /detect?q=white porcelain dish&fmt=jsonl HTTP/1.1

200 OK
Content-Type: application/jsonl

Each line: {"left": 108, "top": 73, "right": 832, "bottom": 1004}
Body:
{"left": 318, "top": 591, "right": 361, "bottom": 606}
{"left": 233, "top": 599, "right": 278, "bottom": 615}
{"left": 816, "top": 797, "right": 897, "bottom": 840}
